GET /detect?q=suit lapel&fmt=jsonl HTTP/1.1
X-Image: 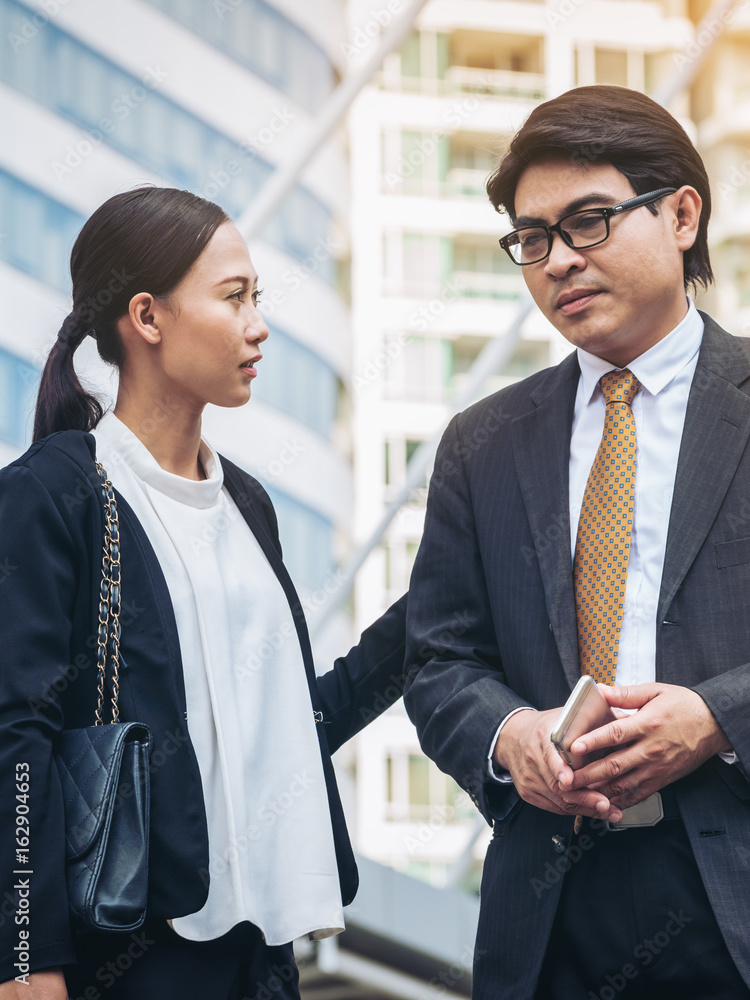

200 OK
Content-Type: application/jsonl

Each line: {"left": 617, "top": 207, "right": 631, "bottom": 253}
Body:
{"left": 221, "top": 462, "right": 288, "bottom": 577}
{"left": 658, "top": 315, "right": 750, "bottom": 624}
{"left": 512, "top": 353, "right": 581, "bottom": 689}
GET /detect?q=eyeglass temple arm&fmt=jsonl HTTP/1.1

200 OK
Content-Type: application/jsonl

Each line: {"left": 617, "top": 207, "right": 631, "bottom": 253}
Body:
{"left": 610, "top": 187, "right": 678, "bottom": 215}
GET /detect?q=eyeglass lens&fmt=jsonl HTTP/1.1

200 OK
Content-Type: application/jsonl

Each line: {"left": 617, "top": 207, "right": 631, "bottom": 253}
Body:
{"left": 507, "top": 211, "right": 609, "bottom": 264}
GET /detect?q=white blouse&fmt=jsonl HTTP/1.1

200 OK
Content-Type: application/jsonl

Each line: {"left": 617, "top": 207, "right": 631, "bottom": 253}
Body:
{"left": 91, "top": 412, "right": 344, "bottom": 944}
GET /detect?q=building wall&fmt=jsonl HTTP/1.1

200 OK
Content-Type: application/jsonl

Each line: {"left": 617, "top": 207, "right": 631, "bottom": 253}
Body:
{"left": 691, "top": 0, "right": 750, "bottom": 335}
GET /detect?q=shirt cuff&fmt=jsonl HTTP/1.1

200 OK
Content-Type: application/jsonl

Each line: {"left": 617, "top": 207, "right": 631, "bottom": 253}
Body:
{"left": 719, "top": 750, "right": 738, "bottom": 765}
{"left": 486, "top": 706, "right": 538, "bottom": 784}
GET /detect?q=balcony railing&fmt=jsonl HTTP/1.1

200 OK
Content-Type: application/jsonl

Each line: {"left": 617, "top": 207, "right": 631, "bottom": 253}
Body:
{"left": 382, "top": 371, "right": 519, "bottom": 406}
{"left": 444, "top": 167, "right": 492, "bottom": 197}
{"left": 382, "top": 272, "right": 523, "bottom": 301}
{"left": 380, "top": 65, "right": 545, "bottom": 101}
{"left": 444, "top": 65, "right": 545, "bottom": 100}
{"left": 451, "top": 269, "right": 524, "bottom": 300}
{"left": 379, "top": 168, "right": 493, "bottom": 199}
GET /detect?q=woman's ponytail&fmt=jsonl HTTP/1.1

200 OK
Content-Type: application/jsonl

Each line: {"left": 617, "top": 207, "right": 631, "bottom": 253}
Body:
{"left": 31, "top": 186, "right": 228, "bottom": 444}
{"left": 32, "top": 313, "right": 103, "bottom": 442}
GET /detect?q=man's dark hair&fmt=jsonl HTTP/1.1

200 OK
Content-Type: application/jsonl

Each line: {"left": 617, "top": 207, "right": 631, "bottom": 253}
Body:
{"left": 486, "top": 85, "right": 713, "bottom": 292}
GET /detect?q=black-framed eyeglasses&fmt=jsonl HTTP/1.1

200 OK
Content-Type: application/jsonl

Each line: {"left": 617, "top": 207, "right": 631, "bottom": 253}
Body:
{"left": 498, "top": 187, "right": 678, "bottom": 266}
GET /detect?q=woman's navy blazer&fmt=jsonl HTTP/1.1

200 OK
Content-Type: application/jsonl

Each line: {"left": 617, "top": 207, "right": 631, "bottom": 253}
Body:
{"left": 0, "top": 429, "right": 407, "bottom": 979}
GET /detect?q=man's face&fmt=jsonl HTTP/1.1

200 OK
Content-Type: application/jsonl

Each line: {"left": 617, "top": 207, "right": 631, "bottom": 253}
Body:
{"left": 512, "top": 159, "right": 693, "bottom": 367}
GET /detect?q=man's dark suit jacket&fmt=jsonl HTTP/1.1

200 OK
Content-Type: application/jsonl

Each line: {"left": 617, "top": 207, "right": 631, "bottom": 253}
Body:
{"left": 0, "top": 429, "right": 407, "bottom": 982}
{"left": 404, "top": 313, "right": 750, "bottom": 999}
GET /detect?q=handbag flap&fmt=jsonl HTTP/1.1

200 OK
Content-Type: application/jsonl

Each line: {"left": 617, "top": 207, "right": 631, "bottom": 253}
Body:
{"left": 55, "top": 722, "right": 150, "bottom": 861}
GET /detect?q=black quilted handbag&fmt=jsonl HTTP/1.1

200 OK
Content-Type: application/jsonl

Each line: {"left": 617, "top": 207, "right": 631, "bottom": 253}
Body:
{"left": 54, "top": 462, "right": 151, "bottom": 933}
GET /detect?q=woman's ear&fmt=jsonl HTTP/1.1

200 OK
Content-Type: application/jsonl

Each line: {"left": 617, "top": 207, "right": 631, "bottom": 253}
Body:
{"left": 118, "top": 292, "right": 162, "bottom": 346}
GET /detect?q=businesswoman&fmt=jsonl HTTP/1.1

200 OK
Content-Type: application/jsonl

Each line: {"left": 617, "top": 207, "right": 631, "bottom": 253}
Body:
{"left": 0, "top": 186, "right": 406, "bottom": 1000}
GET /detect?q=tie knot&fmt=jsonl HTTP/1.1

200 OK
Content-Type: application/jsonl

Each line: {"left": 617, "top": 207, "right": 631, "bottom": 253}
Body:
{"left": 600, "top": 368, "right": 641, "bottom": 407}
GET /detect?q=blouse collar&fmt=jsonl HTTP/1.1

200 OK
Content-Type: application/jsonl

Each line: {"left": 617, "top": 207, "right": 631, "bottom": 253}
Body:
{"left": 94, "top": 411, "right": 224, "bottom": 510}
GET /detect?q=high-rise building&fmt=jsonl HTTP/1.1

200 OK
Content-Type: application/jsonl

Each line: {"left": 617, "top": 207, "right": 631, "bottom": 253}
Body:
{"left": 0, "top": 0, "right": 352, "bottom": 642}
{"left": 689, "top": 0, "right": 750, "bottom": 333}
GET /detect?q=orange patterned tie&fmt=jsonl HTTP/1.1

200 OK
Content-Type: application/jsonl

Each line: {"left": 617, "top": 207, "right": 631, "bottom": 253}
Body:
{"left": 574, "top": 369, "right": 641, "bottom": 685}
{"left": 572, "top": 369, "right": 640, "bottom": 835}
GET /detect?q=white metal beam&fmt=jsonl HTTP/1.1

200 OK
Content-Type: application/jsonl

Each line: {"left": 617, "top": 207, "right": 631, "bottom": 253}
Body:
{"left": 236, "top": 0, "right": 432, "bottom": 242}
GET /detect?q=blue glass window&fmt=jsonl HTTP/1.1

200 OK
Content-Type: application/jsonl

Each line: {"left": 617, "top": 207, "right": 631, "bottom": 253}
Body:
{"left": 0, "top": 344, "right": 39, "bottom": 449}
{"left": 0, "top": 168, "right": 83, "bottom": 292}
{"left": 266, "top": 485, "right": 334, "bottom": 591}
{"left": 143, "top": 0, "right": 335, "bottom": 114}
{"left": 255, "top": 326, "right": 338, "bottom": 439}
{"left": 0, "top": 0, "right": 333, "bottom": 279}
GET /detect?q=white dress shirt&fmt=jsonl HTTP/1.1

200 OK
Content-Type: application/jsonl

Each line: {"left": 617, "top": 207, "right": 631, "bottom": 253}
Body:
{"left": 489, "top": 299, "right": 734, "bottom": 775}
{"left": 92, "top": 412, "right": 345, "bottom": 944}
{"left": 569, "top": 298, "right": 702, "bottom": 684}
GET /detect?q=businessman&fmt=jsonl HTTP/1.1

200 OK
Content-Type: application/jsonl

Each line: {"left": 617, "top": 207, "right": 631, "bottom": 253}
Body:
{"left": 404, "top": 85, "right": 750, "bottom": 1000}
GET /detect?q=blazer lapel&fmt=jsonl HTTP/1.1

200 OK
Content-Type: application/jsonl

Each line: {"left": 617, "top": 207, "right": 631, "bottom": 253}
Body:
{"left": 221, "top": 462, "right": 288, "bottom": 578}
{"left": 512, "top": 353, "right": 581, "bottom": 689}
{"left": 658, "top": 315, "right": 750, "bottom": 624}
{"left": 219, "top": 460, "right": 323, "bottom": 706}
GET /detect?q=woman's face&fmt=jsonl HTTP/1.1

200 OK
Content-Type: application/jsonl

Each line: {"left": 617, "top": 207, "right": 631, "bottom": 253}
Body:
{"left": 150, "top": 221, "right": 269, "bottom": 410}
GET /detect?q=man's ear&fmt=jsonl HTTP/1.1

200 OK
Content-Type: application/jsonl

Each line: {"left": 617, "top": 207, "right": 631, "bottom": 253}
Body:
{"left": 671, "top": 186, "right": 702, "bottom": 252}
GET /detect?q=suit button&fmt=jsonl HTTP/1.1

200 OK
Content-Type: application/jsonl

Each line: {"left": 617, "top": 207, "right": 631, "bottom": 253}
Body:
{"left": 551, "top": 834, "right": 566, "bottom": 854}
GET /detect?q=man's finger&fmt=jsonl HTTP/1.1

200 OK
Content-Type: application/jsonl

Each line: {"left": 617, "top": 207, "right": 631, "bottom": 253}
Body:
{"left": 570, "top": 716, "right": 636, "bottom": 755}
{"left": 543, "top": 740, "right": 574, "bottom": 786}
{"left": 599, "top": 683, "right": 661, "bottom": 710}
{"left": 567, "top": 744, "right": 643, "bottom": 789}
{"left": 559, "top": 785, "right": 617, "bottom": 814}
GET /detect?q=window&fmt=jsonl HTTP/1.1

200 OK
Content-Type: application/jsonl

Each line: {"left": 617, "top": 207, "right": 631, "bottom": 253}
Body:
{"left": 399, "top": 234, "right": 453, "bottom": 293}
{"left": 0, "top": 168, "right": 84, "bottom": 292}
{"left": 144, "top": 0, "right": 335, "bottom": 114}
{"left": 385, "top": 751, "right": 474, "bottom": 822}
{"left": 448, "top": 334, "right": 550, "bottom": 388}
{"left": 264, "top": 486, "right": 334, "bottom": 591}
{"left": 0, "top": 345, "right": 38, "bottom": 449}
{"left": 383, "top": 436, "right": 432, "bottom": 495}
{"left": 595, "top": 48, "right": 628, "bottom": 87}
{"left": 0, "top": 0, "right": 334, "bottom": 277}
{"left": 453, "top": 237, "right": 523, "bottom": 300}
{"left": 253, "top": 326, "right": 338, "bottom": 439}
{"left": 383, "top": 337, "right": 450, "bottom": 403}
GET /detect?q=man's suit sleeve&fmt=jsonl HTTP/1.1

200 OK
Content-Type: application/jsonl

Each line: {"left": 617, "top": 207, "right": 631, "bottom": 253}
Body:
{"left": 693, "top": 667, "right": 750, "bottom": 780}
{"left": 0, "top": 465, "right": 77, "bottom": 981}
{"left": 316, "top": 593, "right": 407, "bottom": 755}
{"left": 403, "top": 415, "right": 533, "bottom": 823}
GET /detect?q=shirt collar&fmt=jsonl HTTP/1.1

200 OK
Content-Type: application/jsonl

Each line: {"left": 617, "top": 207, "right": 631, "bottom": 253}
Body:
{"left": 576, "top": 298, "right": 704, "bottom": 405}
{"left": 94, "top": 411, "right": 224, "bottom": 509}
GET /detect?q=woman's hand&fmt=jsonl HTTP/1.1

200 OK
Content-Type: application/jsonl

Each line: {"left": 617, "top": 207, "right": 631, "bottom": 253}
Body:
{"left": 0, "top": 968, "right": 68, "bottom": 999}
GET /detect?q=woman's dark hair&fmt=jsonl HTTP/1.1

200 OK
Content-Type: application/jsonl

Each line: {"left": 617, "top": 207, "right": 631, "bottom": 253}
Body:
{"left": 486, "top": 85, "right": 713, "bottom": 293}
{"left": 33, "top": 186, "right": 229, "bottom": 442}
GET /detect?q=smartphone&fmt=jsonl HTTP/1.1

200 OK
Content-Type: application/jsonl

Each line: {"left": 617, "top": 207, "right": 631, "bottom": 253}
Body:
{"left": 550, "top": 675, "right": 616, "bottom": 769}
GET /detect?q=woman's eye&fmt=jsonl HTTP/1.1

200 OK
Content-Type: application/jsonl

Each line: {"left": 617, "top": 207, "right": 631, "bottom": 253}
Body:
{"left": 252, "top": 288, "right": 264, "bottom": 305}
{"left": 229, "top": 289, "right": 245, "bottom": 302}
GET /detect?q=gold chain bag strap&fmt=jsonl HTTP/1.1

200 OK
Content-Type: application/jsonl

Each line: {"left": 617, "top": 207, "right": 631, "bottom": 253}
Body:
{"left": 54, "top": 462, "right": 151, "bottom": 933}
